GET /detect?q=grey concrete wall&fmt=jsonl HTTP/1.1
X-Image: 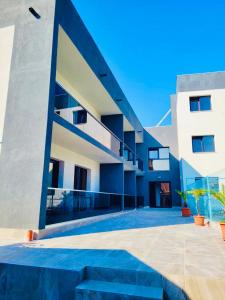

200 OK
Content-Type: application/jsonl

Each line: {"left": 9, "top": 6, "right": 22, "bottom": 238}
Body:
{"left": 0, "top": 1, "right": 56, "bottom": 229}
{"left": 177, "top": 72, "right": 225, "bottom": 92}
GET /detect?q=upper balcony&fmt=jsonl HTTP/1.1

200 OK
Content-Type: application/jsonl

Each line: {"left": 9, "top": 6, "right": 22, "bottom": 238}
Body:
{"left": 54, "top": 83, "right": 122, "bottom": 158}
{"left": 53, "top": 83, "right": 144, "bottom": 172}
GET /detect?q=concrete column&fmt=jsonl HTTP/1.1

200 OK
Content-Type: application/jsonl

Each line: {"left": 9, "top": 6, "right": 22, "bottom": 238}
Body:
{"left": 0, "top": 1, "right": 57, "bottom": 230}
{"left": 100, "top": 163, "right": 124, "bottom": 209}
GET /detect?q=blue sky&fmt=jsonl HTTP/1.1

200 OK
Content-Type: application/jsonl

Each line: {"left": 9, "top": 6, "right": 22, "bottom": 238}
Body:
{"left": 73, "top": 0, "right": 225, "bottom": 126}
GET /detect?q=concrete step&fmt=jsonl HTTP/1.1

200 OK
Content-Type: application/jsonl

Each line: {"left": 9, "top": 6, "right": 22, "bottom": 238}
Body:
{"left": 75, "top": 279, "right": 164, "bottom": 300}
{"left": 85, "top": 266, "right": 163, "bottom": 288}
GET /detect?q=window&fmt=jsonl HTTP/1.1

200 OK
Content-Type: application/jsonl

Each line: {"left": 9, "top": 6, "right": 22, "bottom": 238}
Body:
{"left": 48, "top": 159, "right": 64, "bottom": 188}
{"left": 148, "top": 147, "right": 170, "bottom": 171}
{"left": 192, "top": 135, "right": 215, "bottom": 152}
{"left": 190, "top": 96, "right": 211, "bottom": 112}
{"left": 195, "top": 177, "right": 219, "bottom": 191}
{"left": 74, "top": 166, "right": 88, "bottom": 190}
{"left": 73, "top": 110, "right": 87, "bottom": 124}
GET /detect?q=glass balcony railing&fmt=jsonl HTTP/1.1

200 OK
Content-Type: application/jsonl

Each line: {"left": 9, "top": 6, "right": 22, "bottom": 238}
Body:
{"left": 54, "top": 85, "right": 122, "bottom": 157}
{"left": 46, "top": 188, "right": 137, "bottom": 225}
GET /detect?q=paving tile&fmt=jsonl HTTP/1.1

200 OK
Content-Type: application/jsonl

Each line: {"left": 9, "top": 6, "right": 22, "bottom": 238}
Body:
{"left": 184, "top": 276, "right": 225, "bottom": 300}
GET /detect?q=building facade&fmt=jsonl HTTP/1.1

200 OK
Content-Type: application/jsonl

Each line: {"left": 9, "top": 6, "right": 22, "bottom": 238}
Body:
{"left": 0, "top": 0, "right": 225, "bottom": 236}
{"left": 176, "top": 72, "right": 225, "bottom": 190}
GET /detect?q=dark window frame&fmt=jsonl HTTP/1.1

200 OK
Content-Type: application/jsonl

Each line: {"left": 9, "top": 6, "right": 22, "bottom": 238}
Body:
{"left": 192, "top": 135, "right": 215, "bottom": 153}
{"left": 190, "top": 95, "right": 211, "bottom": 112}
{"left": 148, "top": 147, "right": 170, "bottom": 171}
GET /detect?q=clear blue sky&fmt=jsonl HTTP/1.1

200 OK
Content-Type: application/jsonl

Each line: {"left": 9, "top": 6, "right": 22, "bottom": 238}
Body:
{"left": 73, "top": 0, "right": 225, "bottom": 126}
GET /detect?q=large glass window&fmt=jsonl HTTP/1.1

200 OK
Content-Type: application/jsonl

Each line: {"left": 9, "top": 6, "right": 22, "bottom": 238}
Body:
{"left": 190, "top": 96, "right": 211, "bottom": 112}
{"left": 192, "top": 135, "right": 215, "bottom": 152}
{"left": 148, "top": 147, "right": 170, "bottom": 171}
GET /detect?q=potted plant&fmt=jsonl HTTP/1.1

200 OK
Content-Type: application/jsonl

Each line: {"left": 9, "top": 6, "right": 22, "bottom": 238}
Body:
{"left": 176, "top": 190, "right": 191, "bottom": 217}
{"left": 210, "top": 185, "right": 225, "bottom": 241}
{"left": 188, "top": 188, "right": 206, "bottom": 226}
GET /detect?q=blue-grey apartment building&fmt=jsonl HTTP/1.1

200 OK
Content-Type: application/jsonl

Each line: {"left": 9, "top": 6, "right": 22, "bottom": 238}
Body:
{"left": 1, "top": 0, "right": 225, "bottom": 238}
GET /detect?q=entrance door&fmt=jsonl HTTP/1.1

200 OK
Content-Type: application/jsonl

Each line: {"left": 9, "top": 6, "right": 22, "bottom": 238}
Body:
{"left": 74, "top": 166, "right": 87, "bottom": 190}
{"left": 149, "top": 182, "right": 172, "bottom": 208}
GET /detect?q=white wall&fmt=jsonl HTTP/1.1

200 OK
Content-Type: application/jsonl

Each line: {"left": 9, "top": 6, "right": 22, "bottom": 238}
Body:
{"left": 56, "top": 106, "right": 120, "bottom": 153}
{"left": 0, "top": 25, "right": 15, "bottom": 153}
{"left": 56, "top": 72, "right": 101, "bottom": 121}
{"left": 51, "top": 143, "right": 100, "bottom": 191}
{"left": 176, "top": 88, "right": 225, "bottom": 189}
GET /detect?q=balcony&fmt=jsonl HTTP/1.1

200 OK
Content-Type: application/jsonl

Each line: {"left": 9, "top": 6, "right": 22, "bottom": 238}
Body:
{"left": 54, "top": 84, "right": 122, "bottom": 158}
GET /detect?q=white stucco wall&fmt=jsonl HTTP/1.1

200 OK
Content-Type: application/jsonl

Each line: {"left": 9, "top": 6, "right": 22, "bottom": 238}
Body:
{"left": 0, "top": 25, "right": 15, "bottom": 153}
{"left": 51, "top": 143, "right": 100, "bottom": 191}
{"left": 56, "top": 72, "right": 101, "bottom": 121}
{"left": 176, "top": 88, "right": 225, "bottom": 189}
{"left": 56, "top": 106, "right": 120, "bottom": 153}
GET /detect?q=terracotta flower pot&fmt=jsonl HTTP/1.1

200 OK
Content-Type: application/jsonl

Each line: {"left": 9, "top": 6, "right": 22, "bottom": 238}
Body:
{"left": 27, "top": 230, "right": 34, "bottom": 241}
{"left": 220, "top": 223, "right": 225, "bottom": 241}
{"left": 182, "top": 207, "right": 191, "bottom": 217}
{"left": 194, "top": 215, "right": 205, "bottom": 226}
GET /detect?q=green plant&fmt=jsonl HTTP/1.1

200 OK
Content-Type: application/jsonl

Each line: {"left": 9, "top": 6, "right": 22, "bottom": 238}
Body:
{"left": 210, "top": 184, "right": 225, "bottom": 219}
{"left": 176, "top": 190, "right": 188, "bottom": 207}
{"left": 188, "top": 188, "right": 206, "bottom": 215}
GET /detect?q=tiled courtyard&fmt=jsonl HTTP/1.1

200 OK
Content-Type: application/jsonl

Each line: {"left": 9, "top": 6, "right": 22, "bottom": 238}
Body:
{"left": 0, "top": 208, "right": 225, "bottom": 299}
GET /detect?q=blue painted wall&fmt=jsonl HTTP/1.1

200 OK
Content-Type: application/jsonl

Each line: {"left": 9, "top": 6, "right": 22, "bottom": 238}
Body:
{"left": 124, "top": 171, "right": 136, "bottom": 196}
{"left": 100, "top": 163, "right": 124, "bottom": 194}
{"left": 101, "top": 114, "right": 124, "bottom": 141}
{"left": 137, "top": 129, "right": 181, "bottom": 207}
{"left": 124, "top": 131, "right": 135, "bottom": 153}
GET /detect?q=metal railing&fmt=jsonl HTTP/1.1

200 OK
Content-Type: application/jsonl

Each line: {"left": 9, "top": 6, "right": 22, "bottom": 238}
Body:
{"left": 46, "top": 188, "right": 140, "bottom": 225}
{"left": 185, "top": 177, "right": 225, "bottom": 221}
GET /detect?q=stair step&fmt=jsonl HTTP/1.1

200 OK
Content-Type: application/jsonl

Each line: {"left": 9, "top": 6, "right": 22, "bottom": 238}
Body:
{"left": 75, "top": 280, "right": 164, "bottom": 300}
{"left": 85, "top": 266, "right": 163, "bottom": 288}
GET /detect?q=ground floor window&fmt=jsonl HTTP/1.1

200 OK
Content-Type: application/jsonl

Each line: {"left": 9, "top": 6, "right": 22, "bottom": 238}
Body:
{"left": 48, "top": 158, "right": 64, "bottom": 188}
{"left": 195, "top": 177, "right": 219, "bottom": 191}
{"left": 48, "top": 159, "right": 59, "bottom": 188}
{"left": 74, "top": 166, "right": 88, "bottom": 190}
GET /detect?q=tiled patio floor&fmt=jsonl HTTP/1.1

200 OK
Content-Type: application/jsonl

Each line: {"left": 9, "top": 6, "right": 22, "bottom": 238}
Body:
{"left": 0, "top": 208, "right": 225, "bottom": 299}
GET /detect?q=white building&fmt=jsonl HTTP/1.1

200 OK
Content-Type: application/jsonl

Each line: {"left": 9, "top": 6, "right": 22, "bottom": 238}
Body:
{"left": 175, "top": 72, "right": 225, "bottom": 190}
